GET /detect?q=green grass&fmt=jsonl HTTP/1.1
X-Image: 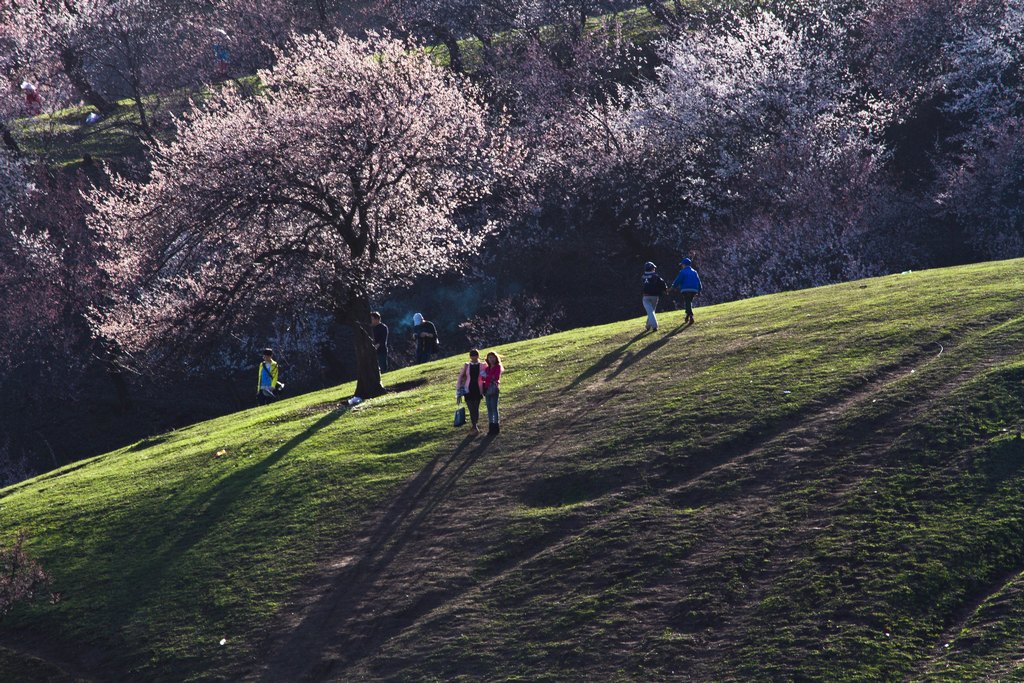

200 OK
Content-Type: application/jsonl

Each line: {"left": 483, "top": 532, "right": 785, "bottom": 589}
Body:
{"left": 3, "top": 259, "right": 1024, "bottom": 680}
{"left": 9, "top": 76, "right": 262, "bottom": 167}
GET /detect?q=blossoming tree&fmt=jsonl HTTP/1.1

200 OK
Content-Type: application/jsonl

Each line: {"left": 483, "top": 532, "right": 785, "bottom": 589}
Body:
{"left": 91, "top": 32, "right": 519, "bottom": 398}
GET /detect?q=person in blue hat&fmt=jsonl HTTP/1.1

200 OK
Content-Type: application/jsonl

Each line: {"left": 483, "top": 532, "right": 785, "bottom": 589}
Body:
{"left": 671, "top": 257, "right": 702, "bottom": 324}
{"left": 641, "top": 261, "right": 668, "bottom": 332}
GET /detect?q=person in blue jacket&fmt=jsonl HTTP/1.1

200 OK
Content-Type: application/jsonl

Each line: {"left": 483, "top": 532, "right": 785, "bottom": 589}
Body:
{"left": 671, "top": 257, "right": 702, "bottom": 324}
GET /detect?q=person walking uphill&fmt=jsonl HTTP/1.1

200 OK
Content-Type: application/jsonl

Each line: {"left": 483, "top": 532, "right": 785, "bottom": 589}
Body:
{"left": 481, "top": 351, "right": 503, "bottom": 435}
{"left": 672, "top": 257, "right": 703, "bottom": 324}
{"left": 641, "top": 261, "right": 669, "bottom": 332}
{"left": 257, "top": 348, "right": 281, "bottom": 404}
{"left": 456, "top": 349, "right": 485, "bottom": 434}
{"left": 412, "top": 313, "right": 440, "bottom": 364}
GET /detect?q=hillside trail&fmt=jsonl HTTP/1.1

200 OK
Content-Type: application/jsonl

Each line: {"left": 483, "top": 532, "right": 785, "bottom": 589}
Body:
{"left": 248, "top": 326, "right": 692, "bottom": 681}
{"left": 250, "top": 311, "right": 1023, "bottom": 681}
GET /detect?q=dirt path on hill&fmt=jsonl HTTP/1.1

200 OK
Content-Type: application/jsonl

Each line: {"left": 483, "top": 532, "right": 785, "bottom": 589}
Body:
{"left": 250, "top": 312, "right": 1023, "bottom": 682}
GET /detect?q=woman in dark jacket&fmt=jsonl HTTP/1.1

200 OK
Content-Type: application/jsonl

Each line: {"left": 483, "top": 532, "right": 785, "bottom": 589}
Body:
{"left": 456, "top": 349, "right": 484, "bottom": 434}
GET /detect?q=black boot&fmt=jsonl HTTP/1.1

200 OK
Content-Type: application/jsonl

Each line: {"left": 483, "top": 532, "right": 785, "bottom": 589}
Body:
{"left": 488, "top": 423, "right": 498, "bottom": 435}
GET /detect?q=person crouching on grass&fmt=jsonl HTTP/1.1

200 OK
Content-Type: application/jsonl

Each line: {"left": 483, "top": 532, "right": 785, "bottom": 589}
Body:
{"left": 482, "top": 351, "right": 503, "bottom": 435}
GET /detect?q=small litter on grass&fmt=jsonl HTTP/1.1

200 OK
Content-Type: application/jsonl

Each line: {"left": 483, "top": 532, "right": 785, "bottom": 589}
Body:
{"left": 782, "top": 390, "right": 791, "bottom": 395}
{"left": 214, "top": 449, "right": 228, "bottom": 458}
{"left": 219, "top": 638, "right": 227, "bottom": 646}
{"left": 347, "top": 396, "right": 362, "bottom": 406}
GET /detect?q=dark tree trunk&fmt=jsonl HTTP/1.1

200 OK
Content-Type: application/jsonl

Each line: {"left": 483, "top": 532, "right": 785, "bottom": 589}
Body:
{"left": 351, "top": 319, "right": 385, "bottom": 399}
{"left": 132, "top": 91, "right": 153, "bottom": 140}
{"left": 643, "top": 1, "right": 682, "bottom": 29}
{"left": 440, "top": 31, "right": 464, "bottom": 74}
{"left": 0, "top": 121, "right": 21, "bottom": 156}
{"left": 97, "top": 340, "right": 133, "bottom": 413}
{"left": 315, "top": 0, "right": 330, "bottom": 30}
{"left": 337, "top": 294, "right": 385, "bottom": 399}
{"left": 60, "top": 47, "right": 114, "bottom": 115}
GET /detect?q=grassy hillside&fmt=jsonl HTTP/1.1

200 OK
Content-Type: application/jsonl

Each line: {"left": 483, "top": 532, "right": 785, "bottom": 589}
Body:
{"left": 3, "top": 259, "right": 1024, "bottom": 681}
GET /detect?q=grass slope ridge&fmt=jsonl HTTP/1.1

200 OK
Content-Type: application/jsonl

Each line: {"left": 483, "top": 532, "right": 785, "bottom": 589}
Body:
{"left": 3, "top": 260, "right": 1024, "bottom": 681}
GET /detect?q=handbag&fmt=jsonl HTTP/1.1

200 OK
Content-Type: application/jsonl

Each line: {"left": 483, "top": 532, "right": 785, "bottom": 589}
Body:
{"left": 454, "top": 406, "right": 466, "bottom": 427}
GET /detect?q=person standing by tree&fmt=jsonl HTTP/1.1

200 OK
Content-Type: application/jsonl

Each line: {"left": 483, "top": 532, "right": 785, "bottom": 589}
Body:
{"left": 90, "top": 33, "right": 520, "bottom": 400}
{"left": 211, "top": 28, "right": 231, "bottom": 79}
{"left": 671, "top": 257, "right": 702, "bottom": 324}
{"left": 641, "top": 261, "right": 668, "bottom": 332}
{"left": 257, "top": 348, "right": 280, "bottom": 404}
{"left": 456, "top": 348, "right": 484, "bottom": 434}
{"left": 482, "top": 351, "right": 503, "bottom": 435}
{"left": 21, "top": 82, "right": 42, "bottom": 115}
{"left": 370, "top": 311, "right": 389, "bottom": 373}
{"left": 412, "top": 313, "right": 439, "bottom": 364}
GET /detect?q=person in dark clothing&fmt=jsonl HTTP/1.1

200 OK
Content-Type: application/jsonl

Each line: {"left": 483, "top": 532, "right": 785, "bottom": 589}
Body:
{"left": 412, "top": 312, "right": 439, "bottom": 364}
{"left": 641, "top": 261, "right": 669, "bottom": 332}
{"left": 671, "top": 257, "right": 703, "bottom": 324}
{"left": 456, "top": 349, "right": 484, "bottom": 435}
{"left": 370, "top": 311, "right": 389, "bottom": 372}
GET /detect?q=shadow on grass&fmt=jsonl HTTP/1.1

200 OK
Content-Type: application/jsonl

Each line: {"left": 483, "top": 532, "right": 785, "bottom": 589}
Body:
{"left": 566, "top": 331, "right": 647, "bottom": 391}
{"left": 258, "top": 432, "right": 497, "bottom": 681}
{"left": 605, "top": 319, "right": 693, "bottom": 381}
{"left": 118, "top": 407, "right": 352, "bottom": 628}
{"left": 387, "top": 378, "right": 429, "bottom": 393}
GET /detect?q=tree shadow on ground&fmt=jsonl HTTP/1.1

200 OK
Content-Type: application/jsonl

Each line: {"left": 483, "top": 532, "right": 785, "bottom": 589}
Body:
{"left": 257, "top": 432, "right": 497, "bottom": 682}
{"left": 605, "top": 319, "right": 693, "bottom": 381}
{"left": 566, "top": 331, "right": 647, "bottom": 392}
{"left": 387, "top": 378, "right": 429, "bottom": 393}
{"left": 119, "top": 406, "right": 352, "bottom": 626}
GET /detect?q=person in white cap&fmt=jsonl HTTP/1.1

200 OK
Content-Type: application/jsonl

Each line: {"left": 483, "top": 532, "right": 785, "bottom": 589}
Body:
{"left": 21, "top": 82, "right": 42, "bottom": 115}
{"left": 412, "top": 313, "right": 439, "bottom": 364}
